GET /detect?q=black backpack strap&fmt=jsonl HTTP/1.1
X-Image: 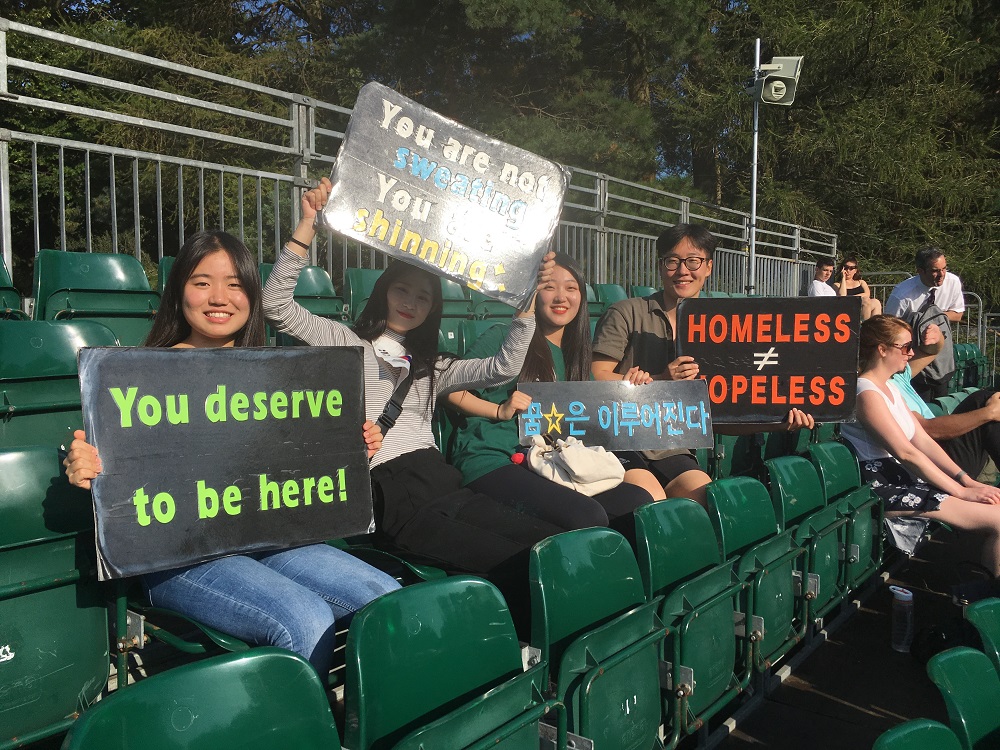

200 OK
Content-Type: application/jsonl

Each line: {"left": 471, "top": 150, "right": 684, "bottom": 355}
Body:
{"left": 376, "top": 370, "right": 415, "bottom": 435}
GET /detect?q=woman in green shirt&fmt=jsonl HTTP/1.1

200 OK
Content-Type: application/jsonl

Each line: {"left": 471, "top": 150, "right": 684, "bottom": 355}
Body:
{"left": 445, "top": 254, "right": 663, "bottom": 537}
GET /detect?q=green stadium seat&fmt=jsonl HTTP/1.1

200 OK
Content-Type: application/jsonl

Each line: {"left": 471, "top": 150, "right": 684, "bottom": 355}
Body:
{"left": 343, "top": 267, "right": 383, "bottom": 321}
{"left": 927, "top": 646, "right": 1000, "bottom": 750}
{"left": 633, "top": 500, "right": 747, "bottom": 748}
{"left": 584, "top": 284, "right": 603, "bottom": 318}
{"left": 529, "top": 528, "right": 665, "bottom": 750}
{"left": 926, "top": 401, "right": 946, "bottom": 417}
{"left": 157, "top": 255, "right": 175, "bottom": 293}
{"left": 344, "top": 576, "right": 561, "bottom": 750}
{"left": 0, "top": 257, "right": 27, "bottom": 319}
{"left": 706, "top": 477, "right": 807, "bottom": 671}
{"left": 32, "top": 249, "right": 159, "bottom": 345}
{"left": 965, "top": 598, "right": 1000, "bottom": 676}
{"left": 440, "top": 277, "right": 473, "bottom": 318}
{"left": 458, "top": 319, "right": 508, "bottom": 356}
{"left": 765, "top": 456, "right": 850, "bottom": 623}
{"left": 629, "top": 285, "right": 657, "bottom": 298}
{"left": 592, "top": 283, "right": 628, "bottom": 313}
{"left": 873, "top": 719, "right": 962, "bottom": 750}
{"left": 470, "top": 289, "right": 517, "bottom": 319}
{"left": 808, "top": 442, "right": 883, "bottom": 590}
{"left": 0, "top": 319, "right": 119, "bottom": 449}
{"left": 936, "top": 394, "right": 962, "bottom": 415}
{"left": 273, "top": 265, "right": 349, "bottom": 345}
{"left": 0, "top": 447, "right": 109, "bottom": 747}
{"left": 811, "top": 422, "right": 838, "bottom": 443}
{"left": 710, "top": 433, "right": 762, "bottom": 480}
{"left": 437, "top": 318, "right": 463, "bottom": 355}
{"left": 704, "top": 290, "right": 730, "bottom": 298}
{"left": 61, "top": 649, "right": 340, "bottom": 750}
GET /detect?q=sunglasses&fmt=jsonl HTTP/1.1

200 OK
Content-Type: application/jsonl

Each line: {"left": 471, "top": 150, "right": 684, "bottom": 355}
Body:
{"left": 888, "top": 341, "right": 914, "bottom": 354}
{"left": 843, "top": 265, "right": 857, "bottom": 270}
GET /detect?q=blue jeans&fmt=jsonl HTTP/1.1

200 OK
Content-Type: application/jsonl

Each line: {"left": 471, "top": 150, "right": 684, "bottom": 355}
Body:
{"left": 143, "top": 544, "right": 399, "bottom": 675}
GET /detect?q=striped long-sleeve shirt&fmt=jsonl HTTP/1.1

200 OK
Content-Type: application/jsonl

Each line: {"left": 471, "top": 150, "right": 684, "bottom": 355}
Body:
{"left": 261, "top": 248, "right": 533, "bottom": 467}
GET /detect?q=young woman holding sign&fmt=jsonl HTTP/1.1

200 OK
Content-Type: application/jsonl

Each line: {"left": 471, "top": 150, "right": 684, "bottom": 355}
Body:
{"left": 263, "top": 177, "right": 565, "bottom": 590}
{"left": 443, "top": 253, "right": 662, "bottom": 538}
{"left": 840, "top": 315, "right": 1000, "bottom": 573}
{"left": 64, "top": 229, "right": 400, "bottom": 677}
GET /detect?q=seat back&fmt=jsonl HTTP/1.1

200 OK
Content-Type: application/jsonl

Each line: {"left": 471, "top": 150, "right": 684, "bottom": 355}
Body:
{"left": 808, "top": 441, "right": 861, "bottom": 501}
{"left": 0, "top": 257, "right": 27, "bottom": 319}
{"left": 529, "top": 528, "right": 662, "bottom": 750}
{"left": 529, "top": 528, "right": 647, "bottom": 667}
{"left": 345, "top": 577, "right": 524, "bottom": 750}
{"left": 927, "top": 646, "right": 1000, "bottom": 749}
{"left": 0, "top": 447, "right": 109, "bottom": 745}
{"left": 343, "top": 267, "right": 384, "bottom": 320}
{"left": 592, "top": 283, "right": 628, "bottom": 313}
{"left": 629, "top": 285, "right": 657, "bottom": 298}
{"left": 965, "top": 597, "right": 1000, "bottom": 675}
{"left": 706, "top": 477, "right": 779, "bottom": 559}
{"left": 0, "top": 319, "right": 120, "bottom": 449}
{"left": 458, "top": 319, "right": 508, "bottom": 357}
{"left": 440, "top": 278, "right": 473, "bottom": 318}
{"left": 584, "top": 284, "right": 603, "bottom": 318}
{"left": 31, "top": 250, "right": 159, "bottom": 345}
{"left": 634, "top": 498, "right": 722, "bottom": 598}
{"left": 470, "top": 289, "right": 517, "bottom": 319}
{"left": 61, "top": 649, "right": 340, "bottom": 749}
{"left": 157, "top": 255, "right": 175, "bottom": 292}
{"left": 873, "top": 719, "right": 962, "bottom": 750}
{"left": 437, "top": 318, "right": 464, "bottom": 354}
{"left": 764, "top": 455, "right": 827, "bottom": 530}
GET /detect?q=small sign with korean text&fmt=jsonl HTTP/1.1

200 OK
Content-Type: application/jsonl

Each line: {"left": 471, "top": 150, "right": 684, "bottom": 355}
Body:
{"left": 517, "top": 380, "right": 714, "bottom": 451}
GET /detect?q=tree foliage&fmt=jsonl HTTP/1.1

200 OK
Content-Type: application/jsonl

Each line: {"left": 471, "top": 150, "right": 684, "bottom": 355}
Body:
{"left": 2, "top": 0, "right": 998, "bottom": 301}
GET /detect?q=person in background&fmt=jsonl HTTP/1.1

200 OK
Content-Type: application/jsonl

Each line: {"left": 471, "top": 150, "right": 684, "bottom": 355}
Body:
{"left": 885, "top": 246, "right": 964, "bottom": 400}
{"left": 808, "top": 258, "right": 836, "bottom": 297}
{"left": 891, "top": 322, "right": 1000, "bottom": 483}
{"left": 833, "top": 256, "right": 882, "bottom": 320}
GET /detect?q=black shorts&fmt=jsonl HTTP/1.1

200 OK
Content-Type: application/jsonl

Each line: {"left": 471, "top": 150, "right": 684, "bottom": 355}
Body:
{"left": 615, "top": 450, "right": 702, "bottom": 486}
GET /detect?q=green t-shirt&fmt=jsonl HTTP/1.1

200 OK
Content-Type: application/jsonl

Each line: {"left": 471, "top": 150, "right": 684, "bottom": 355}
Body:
{"left": 448, "top": 323, "right": 565, "bottom": 485}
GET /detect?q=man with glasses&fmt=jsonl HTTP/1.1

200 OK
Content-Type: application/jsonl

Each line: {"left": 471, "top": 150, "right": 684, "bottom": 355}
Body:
{"left": 886, "top": 247, "right": 965, "bottom": 399}
{"left": 807, "top": 258, "right": 836, "bottom": 296}
{"left": 590, "top": 223, "right": 813, "bottom": 506}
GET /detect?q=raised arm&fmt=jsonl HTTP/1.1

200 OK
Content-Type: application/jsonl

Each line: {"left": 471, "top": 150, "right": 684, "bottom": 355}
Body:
{"left": 262, "top": 178, "right": 361, "bottom": 347}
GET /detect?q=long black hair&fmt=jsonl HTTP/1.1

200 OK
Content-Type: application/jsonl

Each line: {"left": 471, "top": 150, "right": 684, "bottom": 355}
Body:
{"left": 353, "top": 261, "right": 446, "bottom": 405}
{"left": 145, "top": 230, "right": 265, "bottom": 348}
{"left": 519, "top": 253, "right": 591, "bottom": 383}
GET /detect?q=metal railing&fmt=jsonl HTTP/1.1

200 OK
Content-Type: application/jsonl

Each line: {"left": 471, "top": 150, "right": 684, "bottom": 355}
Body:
{"left": 1, "top": 16, "right": 836, "bottom": 297}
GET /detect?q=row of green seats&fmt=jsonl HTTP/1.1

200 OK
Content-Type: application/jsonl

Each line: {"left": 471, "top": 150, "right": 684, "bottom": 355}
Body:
{"left": 875, "top": 598, "right": 1000, "bottom": 749}
{"left": 953, "top": 342, "right": 989, "bottom": 391}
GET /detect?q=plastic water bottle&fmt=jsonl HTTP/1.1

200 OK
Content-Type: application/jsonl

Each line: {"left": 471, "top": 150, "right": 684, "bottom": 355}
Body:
{"left": 889, "top": 585, "right": 914, "bottom": 653}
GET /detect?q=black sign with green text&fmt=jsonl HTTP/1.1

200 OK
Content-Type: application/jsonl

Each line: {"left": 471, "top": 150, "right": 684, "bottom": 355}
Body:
{"left": 79, "top": 347, "right": 373, "bottom": 579}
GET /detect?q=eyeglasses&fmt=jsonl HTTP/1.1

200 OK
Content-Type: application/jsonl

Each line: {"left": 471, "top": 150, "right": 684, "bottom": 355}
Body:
{"left": 661, "top": 256, "right": 707, "bottom": 271}
{"left": 888, "top": 341, "right": 914, "bottom": 354}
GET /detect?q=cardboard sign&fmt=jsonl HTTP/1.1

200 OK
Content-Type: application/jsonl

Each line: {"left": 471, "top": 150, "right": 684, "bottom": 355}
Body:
{"left": 79, "top": 347, "right": 373, "bottom": 580}
{"left": 675, "top": 297, "right": 862, "bottom": 422}
{"left": 517, "top": 381, "right": 714, "bottom": 450}
{"left": 321, "top": 82, "right": 570, "bottom": 309}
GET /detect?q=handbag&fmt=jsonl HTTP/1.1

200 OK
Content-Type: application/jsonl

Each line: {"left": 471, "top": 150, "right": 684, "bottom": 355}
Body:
{"left": 524, "top": 435, "right": 625, "bottom": 497}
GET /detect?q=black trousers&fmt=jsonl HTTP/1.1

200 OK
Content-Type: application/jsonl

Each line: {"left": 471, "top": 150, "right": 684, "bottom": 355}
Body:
{"left": 938, "top": 389, "right": 1000, "bottom": 479}
{"left": 467, "top": 463, "right": 653, "bottom": 546}
{"left": 370, "top": 448, "right": 562, "bottom": 575}
{"left": 912, "top": 370, "right": 953, "bottom": 401}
